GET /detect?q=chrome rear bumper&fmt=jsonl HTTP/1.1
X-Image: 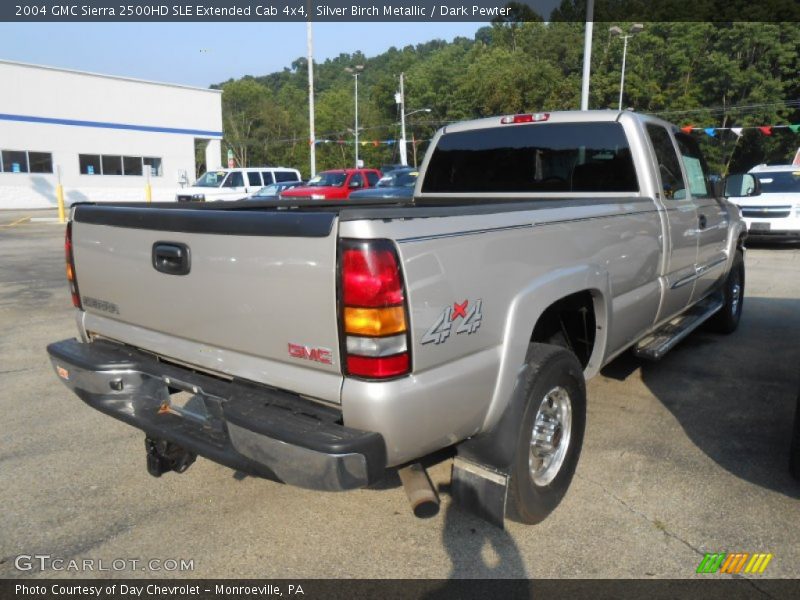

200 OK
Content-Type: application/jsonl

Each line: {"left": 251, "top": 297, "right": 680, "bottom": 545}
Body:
{"left": 46, "top": 338, "right": 386, "bottom": 491}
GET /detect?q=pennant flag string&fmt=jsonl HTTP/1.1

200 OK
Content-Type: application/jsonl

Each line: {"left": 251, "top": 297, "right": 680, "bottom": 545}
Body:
{"left": 682, "top": 123, "right": 799, "bottom": 136}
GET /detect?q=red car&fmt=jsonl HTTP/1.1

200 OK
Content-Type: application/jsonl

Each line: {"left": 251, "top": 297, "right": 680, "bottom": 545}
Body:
{"left": 281, "top": 168, "right": 382, "bottom": 200}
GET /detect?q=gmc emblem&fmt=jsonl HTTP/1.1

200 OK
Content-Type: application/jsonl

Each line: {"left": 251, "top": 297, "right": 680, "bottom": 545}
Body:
{"left": 287, "top": 343, "right": 333, "bottom": 365}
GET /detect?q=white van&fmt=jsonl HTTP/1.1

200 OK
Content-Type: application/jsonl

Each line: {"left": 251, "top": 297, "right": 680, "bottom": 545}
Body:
{"left": 176, "top": 167, "right": 302, "bottom": 202}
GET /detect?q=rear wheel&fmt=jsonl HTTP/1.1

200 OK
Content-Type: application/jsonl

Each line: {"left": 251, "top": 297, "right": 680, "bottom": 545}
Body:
{"left": 708, "top": 249, "right": 744, "bottom": 334}
{"left": 509, "top": 344, "right": 586, "bottom": 524}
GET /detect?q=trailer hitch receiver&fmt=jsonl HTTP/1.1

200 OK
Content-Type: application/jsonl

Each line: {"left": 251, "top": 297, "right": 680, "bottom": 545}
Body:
{"left": 145, "top": 437, "right": 196, "bottom": 477}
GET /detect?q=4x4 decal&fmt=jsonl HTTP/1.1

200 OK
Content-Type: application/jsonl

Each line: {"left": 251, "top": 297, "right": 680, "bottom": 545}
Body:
{"left": 421, "top": 299, "right": 483, "bottom": 345}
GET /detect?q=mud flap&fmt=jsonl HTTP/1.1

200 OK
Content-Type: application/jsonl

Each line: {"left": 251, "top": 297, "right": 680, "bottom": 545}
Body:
{"left": 451, "top": 457, "right": 509, "bottom": 529}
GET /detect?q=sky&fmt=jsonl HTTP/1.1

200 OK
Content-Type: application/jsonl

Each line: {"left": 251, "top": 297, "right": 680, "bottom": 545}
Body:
{"left": 0, "top": 22, "right": 484, "bottom": 88}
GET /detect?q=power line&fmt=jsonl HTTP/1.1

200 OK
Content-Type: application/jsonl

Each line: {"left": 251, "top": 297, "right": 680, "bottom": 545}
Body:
{"left": 651, "top": 100, "right": 800, "bottom": 118}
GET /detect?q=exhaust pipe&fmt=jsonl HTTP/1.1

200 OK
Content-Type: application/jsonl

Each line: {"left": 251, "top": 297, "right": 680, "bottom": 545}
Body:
{"left": 398, "top": 462, "right": 439, "bottom": 518}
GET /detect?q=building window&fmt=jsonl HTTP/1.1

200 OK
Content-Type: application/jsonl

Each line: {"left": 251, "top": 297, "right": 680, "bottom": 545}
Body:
{"left": 102, "top": 155, "right": 123, "bottom": 176}
{"left": 80, "top": 154, "right": 162, "bottom": 176}
{"left": 79, "top": 154, "right": 102, "bottom": 175}
{"left": 1, "top": 149, "right": 53, "bottom": 174}
{"left": 123, "top": 156, "right": 143, "bottom": 176}
{"left": 143, "top": 157, "right": 162, "bottom": 176}
{"left": 28, "top": 152, "right": 53, "bottom": 173}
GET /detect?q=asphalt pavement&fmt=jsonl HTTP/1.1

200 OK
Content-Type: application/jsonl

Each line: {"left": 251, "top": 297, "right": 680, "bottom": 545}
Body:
{"left": 1, "top": 209, "right": 799, "bottom": 582}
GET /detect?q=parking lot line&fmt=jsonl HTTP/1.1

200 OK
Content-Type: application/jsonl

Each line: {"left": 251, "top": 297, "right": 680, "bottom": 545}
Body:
{"left": 0, "top": 216, "right": 31, "bottom": 228}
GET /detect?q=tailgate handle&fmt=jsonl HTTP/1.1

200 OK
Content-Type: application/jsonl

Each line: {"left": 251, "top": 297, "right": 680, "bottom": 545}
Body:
{"left": 152, "top": 242, "right": 191, "bottom": 276}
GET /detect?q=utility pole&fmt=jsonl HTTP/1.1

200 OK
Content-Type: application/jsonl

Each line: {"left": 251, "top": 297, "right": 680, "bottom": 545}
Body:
{"left": 609, "top": 23, "right": 644, "bottom": 110}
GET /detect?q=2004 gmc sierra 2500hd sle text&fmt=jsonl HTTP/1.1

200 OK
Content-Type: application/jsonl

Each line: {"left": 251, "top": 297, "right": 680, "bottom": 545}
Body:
{"left": 48, "top": 111, "right": 746, "bottom": 527}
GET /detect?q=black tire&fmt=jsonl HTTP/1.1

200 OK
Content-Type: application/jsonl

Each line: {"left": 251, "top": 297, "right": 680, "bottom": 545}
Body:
{"left": 708, "top": 249, "right": 744, "bottom": 334}
{"left": 508, "top": 343, "right": 586, "bottom": 524}
{"left": 790, "top": 389, "right": 800, "bottom": 481}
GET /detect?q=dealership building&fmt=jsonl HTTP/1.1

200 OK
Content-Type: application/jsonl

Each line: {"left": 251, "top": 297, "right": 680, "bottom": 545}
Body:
{"left": 0, "top": 60, "right": 223, "bottom": 210}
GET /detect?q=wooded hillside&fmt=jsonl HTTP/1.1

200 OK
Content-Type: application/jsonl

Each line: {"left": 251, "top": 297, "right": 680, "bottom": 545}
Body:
{"left": 211, "top": 21, "right": 800, "bottom": 178}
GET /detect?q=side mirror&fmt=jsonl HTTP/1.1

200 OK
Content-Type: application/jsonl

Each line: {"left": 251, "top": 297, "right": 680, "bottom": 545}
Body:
{"left": 723, "top": 173, "right": 760, "bottom": 198}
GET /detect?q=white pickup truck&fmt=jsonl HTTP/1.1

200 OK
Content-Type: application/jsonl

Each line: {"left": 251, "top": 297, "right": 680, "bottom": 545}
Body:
{"left": 48, "top": 111, "right": 745, "bottom": 527}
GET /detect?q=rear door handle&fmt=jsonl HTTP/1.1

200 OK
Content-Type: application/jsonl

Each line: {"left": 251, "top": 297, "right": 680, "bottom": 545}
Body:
{"left": 152, "top": 242, "right": 191, "bottom": 275}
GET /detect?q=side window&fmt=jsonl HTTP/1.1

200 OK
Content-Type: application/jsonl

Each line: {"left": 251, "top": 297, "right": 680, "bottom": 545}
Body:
{"left": 646, "top": 124, "right": 686, "bottom": 200}
{"left": 675, "top": 133, "right": 712, "bottom": 198}
{"left": 349, "top": 173, "right": 364, "bottom": 187}
{"left": 262, "top": 171, "right": 275, "bottom": 184}
{"left": 247, "top": 172, "right": 262, "bottom": 186}
{"left": 224, "top": 172, "right": 244, "bottom": 188}
{"left": 366, "top": 171, "right": 380, "bottom": 186}
{"left": 275, "top": 170, "right": 299, "bottom": 182}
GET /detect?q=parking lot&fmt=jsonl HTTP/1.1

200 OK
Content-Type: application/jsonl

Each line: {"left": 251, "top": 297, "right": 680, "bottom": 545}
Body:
{"left": 1, "top": 209, "right": 799, "bottom": 581}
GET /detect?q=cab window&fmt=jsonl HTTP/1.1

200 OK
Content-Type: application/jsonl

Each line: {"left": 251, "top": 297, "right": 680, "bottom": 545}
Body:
{"left": 247, "top": 172, "right": 262, "bottom": 187}
{"left": 349, "top": 173, "right": 364, "bottom": 188}
{"left": 646, "top": 124, "right": 686, "bottom": 200}
{"left": 675, "top": 133, "right": 712, "bottom": 198}
{"left": 366, "top": 171, "right": 380, "bottom": 186}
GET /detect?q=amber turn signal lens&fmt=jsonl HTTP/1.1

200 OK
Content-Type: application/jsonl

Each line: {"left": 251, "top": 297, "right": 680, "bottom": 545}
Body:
{"left": 344, "top": 306, "right": 406, "bottom": 336}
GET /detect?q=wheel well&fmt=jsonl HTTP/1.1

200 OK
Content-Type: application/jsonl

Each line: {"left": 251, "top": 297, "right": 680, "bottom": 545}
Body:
{"left": 531, "top": 291, "right": 597, "bottom": 369}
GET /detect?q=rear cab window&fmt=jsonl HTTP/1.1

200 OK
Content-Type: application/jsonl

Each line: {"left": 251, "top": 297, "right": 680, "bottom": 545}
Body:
{"left": 421, "top": 122, "right": 638, "bottom": 194}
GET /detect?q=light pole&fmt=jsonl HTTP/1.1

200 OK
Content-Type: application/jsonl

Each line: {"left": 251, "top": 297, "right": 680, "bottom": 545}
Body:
{"left": 345, "top": 65, "right": 364, "bottom": 168}
{"left": 609, "top": 23, "right": 643, "bottom": 111}
{"left": 396, "top": 73, "right": 431, "bottom": 166}
{"left": 306, "top": 22, "right": 316, "bottom": 178}
{"left": 580, "top": 0, "right": 594, "bottom": 110}
{"left": 399, "top": 108, "right": 431, "bottom": 167}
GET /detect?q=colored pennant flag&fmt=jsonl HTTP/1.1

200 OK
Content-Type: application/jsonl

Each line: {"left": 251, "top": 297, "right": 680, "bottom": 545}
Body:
{"left": 373, "top": 140, "right": 379, "bottom": 147}
{"left": 731, "top": 127, "right": 743, "bottom": 137}
{"left": 681, "top": 125, "right": 694, "bottom": 134}
{"left": 789, "top": 124, "right": 800, "bottom": 134}
{"left": 704, "top": 128, "right": 716, "bottom": 137}
{"left": 758, "top": 126, "right": 773, "bottom": 136}
{"left": 386, "top": 140, "right": 395, "bottom": 145}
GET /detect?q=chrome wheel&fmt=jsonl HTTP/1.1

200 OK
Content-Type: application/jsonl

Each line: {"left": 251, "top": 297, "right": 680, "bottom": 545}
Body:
{"left": 529, "top": 386, "right": 572, "bottom": 486}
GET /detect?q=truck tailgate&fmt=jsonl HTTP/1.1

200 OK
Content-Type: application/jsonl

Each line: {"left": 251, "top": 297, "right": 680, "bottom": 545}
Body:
{"left": 71, "top": 205, "right": 343, "bottom": 404}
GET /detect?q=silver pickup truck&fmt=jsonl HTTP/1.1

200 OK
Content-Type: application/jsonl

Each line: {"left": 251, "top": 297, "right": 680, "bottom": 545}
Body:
{"left": 48, "top": 111, "right": 746, "bottom": 527}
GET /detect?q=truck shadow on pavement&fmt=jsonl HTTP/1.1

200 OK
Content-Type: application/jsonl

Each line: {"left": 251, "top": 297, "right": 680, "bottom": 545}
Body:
{"left": 435, "top": 482, "right": 530, "bottom": 581}
{"left": 602, "top": 296, "right": 800, "bottom": 499}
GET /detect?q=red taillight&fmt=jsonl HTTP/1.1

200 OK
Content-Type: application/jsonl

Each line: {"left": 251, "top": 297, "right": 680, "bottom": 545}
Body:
{"left": 346, "top": 354, "right": 410, "bottom": 379}
{"left": 500, "top": 112, "right": 549, "bottom": 124}
{"left": 65, "top": 222, "right": 82, "bottom": 309}
{"left": 340, "top": 239, "right": 410, "bottom": 380}
{"left": 342, "top": 247, "right": 404, "bottom": 306}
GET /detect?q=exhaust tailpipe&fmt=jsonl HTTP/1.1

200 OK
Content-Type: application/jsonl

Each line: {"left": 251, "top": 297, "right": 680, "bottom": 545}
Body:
{"left": 398, "top": 462, "right": 439, "bottom": 518}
